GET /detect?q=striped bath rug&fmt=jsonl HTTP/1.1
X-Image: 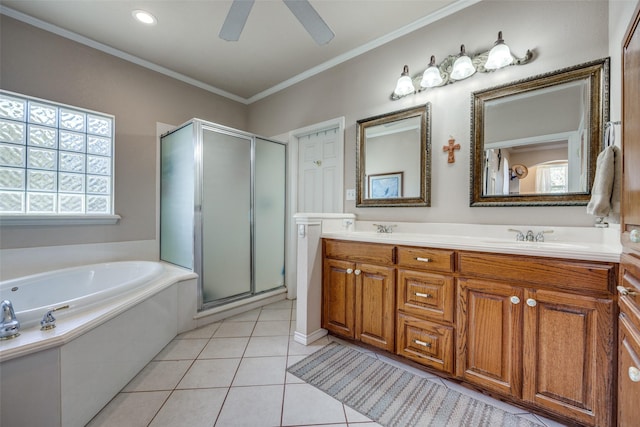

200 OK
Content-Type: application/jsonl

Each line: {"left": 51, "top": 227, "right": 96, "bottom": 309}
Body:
{"left": 287, "top": 342, "right": 544, "bottom": 427}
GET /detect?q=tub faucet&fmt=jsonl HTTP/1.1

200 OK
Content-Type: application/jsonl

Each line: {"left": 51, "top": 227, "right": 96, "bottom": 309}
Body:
{"left": 40, "top": 305, "right": 70, "bottom": 330}
{"left": 0, "top": 299, "right": 20, "bottom": 339}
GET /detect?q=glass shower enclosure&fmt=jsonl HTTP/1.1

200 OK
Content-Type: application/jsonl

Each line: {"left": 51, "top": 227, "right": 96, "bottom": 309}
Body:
{"left": 160, "top": 119, "right": 286, "bottom": 310}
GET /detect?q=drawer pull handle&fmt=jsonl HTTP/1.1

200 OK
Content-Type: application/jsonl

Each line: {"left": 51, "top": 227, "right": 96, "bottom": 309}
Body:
{"left": 629, "top": 367, "right": 640, "bottom": 382}
{"left": 510, "top": 296, "right": 520, "bottom": 305}
{"left": 617, "top": 285, "right": 638, "bottom": 296}
{"left": 354, "top": 269, "right": 361, "bottom": 276}
{"left": 526, "top": 298, "right": 537, "bottom": 307}
{"left": 414, "top": 339, "right": 432, "bottom": 348}
{"left": 415, "top": 292, "right": 432, "bottom": 298}
{"left": 346, "top": 268, "right": 353, "bottom": 274}
{"left": 415, "top": 257, "right": 431, "bottom": 263}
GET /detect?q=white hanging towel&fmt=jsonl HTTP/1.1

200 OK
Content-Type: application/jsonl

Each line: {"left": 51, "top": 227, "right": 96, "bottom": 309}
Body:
{"left": 586, "top": 145, "right": 617, "bottom": 217}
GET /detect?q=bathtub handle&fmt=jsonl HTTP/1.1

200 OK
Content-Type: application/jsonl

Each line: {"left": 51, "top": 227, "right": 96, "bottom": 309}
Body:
{"left": 40, "top": 305, "right": 70, "bottom": 331}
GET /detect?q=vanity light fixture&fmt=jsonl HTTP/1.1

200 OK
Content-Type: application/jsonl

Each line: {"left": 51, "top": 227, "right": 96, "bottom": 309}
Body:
{"left": 390, "top": 31, "right": 533, "bottom": 100}
{"left": 450, "top": 45, "right": 476, "bottom": 80}
{"left": 393, "top": 65, "right": 416, "bottom": 97}
{"left": 132, "top": 9, "right": 157, "bottom": 25}
{"left": 485, "top": 31, "right": 513, "bottom": 70}
{"left": 420, "top": 55, "right": 444, "bottom": 88}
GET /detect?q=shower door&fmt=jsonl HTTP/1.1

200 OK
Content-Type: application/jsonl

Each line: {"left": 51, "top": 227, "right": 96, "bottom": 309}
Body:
{"left": 254, "top": 138, "right": 286, "bottom": 293}
{"left": 200, "top": 127, "right": 252, "bottom": 303}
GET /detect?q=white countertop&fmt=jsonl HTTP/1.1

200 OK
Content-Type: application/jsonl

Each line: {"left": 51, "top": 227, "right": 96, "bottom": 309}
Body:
{"left": 320, "top": 221, "right": 622, "bottom": 263}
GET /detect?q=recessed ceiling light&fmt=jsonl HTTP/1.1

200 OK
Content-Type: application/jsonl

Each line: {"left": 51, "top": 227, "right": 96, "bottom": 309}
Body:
{"left": 132, "top": 9, "right": 157, "bottom": 25}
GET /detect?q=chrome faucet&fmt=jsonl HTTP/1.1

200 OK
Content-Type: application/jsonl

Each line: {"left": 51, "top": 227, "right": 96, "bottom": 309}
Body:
{"left": 40, "top": 305, "right": 70, "bottom": 330}
{"left": 1, "top": 300, "right": 20, "bottom": 339}
{"left": 535, "top": 230, "right": 554, "bottom": 242}
{"left": 373, "top": 224, "right": 396, "bottom": 233}
{"left": 508, "top": 229, "right": 525, "bottom": 241}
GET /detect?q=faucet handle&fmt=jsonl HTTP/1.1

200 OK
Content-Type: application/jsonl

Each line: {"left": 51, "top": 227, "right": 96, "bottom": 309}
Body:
{"left": 508, "top": 228, "right": 525, "bottom": 241}
{"left": 40, "top": 305, "right": 70, "bottom": 330}
{"left": 535, "top": 230, "right": 554, "bottom": 242}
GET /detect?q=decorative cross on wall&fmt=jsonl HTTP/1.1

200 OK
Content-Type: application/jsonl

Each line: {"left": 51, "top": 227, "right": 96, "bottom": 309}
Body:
{"left": 443, "top": 137, "right": 460, "bottom": 163}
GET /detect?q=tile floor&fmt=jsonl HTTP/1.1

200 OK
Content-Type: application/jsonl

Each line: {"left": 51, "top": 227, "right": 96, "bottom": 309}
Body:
{"left": 87, "top": 299, "right": 566, "bottom": 427}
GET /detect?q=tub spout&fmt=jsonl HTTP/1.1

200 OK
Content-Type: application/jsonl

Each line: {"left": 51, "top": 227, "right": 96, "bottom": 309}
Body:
{"left": 1, "top": 299, "right": 20, "bottom": 339}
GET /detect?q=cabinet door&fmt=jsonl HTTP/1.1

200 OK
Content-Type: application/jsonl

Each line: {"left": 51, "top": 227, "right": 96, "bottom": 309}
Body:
{"left": 355, "top": 263, "right": 395, "bottom": 351}
{"left": 523, "top": 289, "right": 614, "bottom": 427}
{"left": 322, "top": 258, "right": 355, "bottom": 338}
{"left": 622, "top": 1, "right": 640, "bottom": 252}
{"left": 618, "top": 312, "right": 640, "bottom": 426}
{"left": 457, "top": 278, "right": 523, "bottom": 397}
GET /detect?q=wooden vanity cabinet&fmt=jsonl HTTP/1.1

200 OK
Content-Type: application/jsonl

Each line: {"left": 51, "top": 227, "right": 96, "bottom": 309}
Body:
{"left": 396, "top": 246, "right": 456, "bottom": 373}
{"left": 618, "top": 3, "right": 640, "bottom": 426}
{"left": 457, "top": 252, "right": 616, "bottom": 427}
{"left": 618, "top": 254, "right": 640, "bottom": 425}
{"left": 322, "top": 240, "right": 395, "bottom": 351}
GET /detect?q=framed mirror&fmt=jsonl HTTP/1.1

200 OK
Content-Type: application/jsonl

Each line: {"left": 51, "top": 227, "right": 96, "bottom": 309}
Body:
{"left": 357, "top": 104, "right": 431, "bottom": 207}
{"left": 470, "top": 58, "right": 609, "bottom": 206}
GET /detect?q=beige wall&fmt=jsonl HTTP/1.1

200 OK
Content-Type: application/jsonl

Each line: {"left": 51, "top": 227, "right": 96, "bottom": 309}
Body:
{"left": 248, "top": 0, "right": 626, "bottom": 226}
{"left": 1, "top": 1, "right": 638, "bottom": 252}
{"left": 0, "top": 16, "right": 248, "bottom": 249}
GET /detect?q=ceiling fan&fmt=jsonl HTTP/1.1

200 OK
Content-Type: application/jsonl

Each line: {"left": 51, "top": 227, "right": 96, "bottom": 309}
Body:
{"left": 219, "top": 0, "right": 334, "bottom": 45}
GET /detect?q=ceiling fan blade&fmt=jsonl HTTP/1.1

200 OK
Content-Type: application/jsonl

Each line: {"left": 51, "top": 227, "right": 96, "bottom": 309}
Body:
{"left": 283, "top": 0, "right": 334, "bottom": 45}
{"left": 219, "top": 0, "right": 255, "bottom": 41}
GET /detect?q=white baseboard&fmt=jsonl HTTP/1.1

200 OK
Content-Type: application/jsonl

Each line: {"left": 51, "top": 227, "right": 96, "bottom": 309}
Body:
{"left": 294, "top": 328, "right": 328, "bottom": 345}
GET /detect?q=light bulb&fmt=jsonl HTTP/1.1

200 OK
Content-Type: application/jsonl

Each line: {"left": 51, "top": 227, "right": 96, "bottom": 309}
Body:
{"left": 451, "top": 45, "right": 476, "bottom": 80}
{"left": 393, "top": 65, "right": 415, "bottom": 97}
{"left": 420, "top": 55, "right": 443, "bottom": 88}
{"left": 485, "top": 31, "right": 513, "bottom": 70}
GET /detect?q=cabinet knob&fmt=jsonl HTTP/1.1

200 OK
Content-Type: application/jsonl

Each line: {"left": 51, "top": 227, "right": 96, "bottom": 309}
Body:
{"left": 354, "top": 269, "right": 361, "bottom": 275}
{"left": 629, "top": 366, "right": 640, "bottom": 382}
{"left": 346, "top": 268, "right": 353, "bottom": 274}
{"left": 415, "top": 257, "right": 431, "bottom": 263}
{"left": 526, "top": 298, "right": 537, "bottom": 307}
{"left": 414, "top": 339, "right": 432, "bottom": 348}
{"left": 510, "top": 296, "right": 520, "bottom": 305}
{"left": 631, "top": 229, "right": 640, "bottom": 243}
{"left": 415, "top": 292, "right": 433, "bottom": 298}
{"left": 618, "top": 285, "right": 639, "bottom": 296}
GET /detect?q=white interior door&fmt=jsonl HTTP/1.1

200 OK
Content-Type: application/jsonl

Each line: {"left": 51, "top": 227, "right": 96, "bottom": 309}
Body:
{"left": 298, "top": 127, "right": 340, "bottom": 213}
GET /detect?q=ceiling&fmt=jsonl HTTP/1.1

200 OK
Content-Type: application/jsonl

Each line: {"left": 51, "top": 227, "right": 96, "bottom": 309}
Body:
{"left": 0, "top": 0, "right": 478, "bottom": 104}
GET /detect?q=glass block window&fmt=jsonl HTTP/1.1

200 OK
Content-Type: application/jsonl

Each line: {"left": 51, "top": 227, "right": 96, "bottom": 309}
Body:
{"left": 0, "top": 90, "right": 114, "bottom": 215}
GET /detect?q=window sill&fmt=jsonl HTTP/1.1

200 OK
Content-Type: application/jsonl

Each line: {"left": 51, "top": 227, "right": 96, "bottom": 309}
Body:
{"left": 0, "top": 214, "right": 121, "bottom": 226}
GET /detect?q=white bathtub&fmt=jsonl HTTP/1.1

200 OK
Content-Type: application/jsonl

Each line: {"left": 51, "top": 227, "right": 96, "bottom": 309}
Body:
{"left": 0, "top": 261, "right": 198, "bottom": 427}
{"left": 1, "top": 261, "right": 164, "bottom": 330}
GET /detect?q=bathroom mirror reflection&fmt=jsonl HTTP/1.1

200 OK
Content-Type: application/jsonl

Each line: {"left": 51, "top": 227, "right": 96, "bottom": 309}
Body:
{"left": 357, "top": 104, "right": 431, "bottom": 207}
{"left": 471, "top": 58, "right": 609, "bottom": 206}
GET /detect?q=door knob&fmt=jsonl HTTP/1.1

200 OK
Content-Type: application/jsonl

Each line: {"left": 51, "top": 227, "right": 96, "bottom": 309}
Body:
{"left": 354, "top": 269, "right": 361, "bottom": 275}
{"left": 346, "top": 268, "right": 353, "bottom": 274}
{"left": 629, "top": 366, "right": 640, "bottom": 382}
{"left": 526, "top": 298, "right": 537, "bottom": 307}
{"left": 510, "top": 296, "right": 521, "bottom": 304}
{"left": 630, "top": 229, "right": 640, "bottom": 243}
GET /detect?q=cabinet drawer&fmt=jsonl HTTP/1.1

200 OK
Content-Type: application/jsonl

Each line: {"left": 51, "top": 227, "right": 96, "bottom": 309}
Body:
{"left": 396, "top": 312, "right": 454, "bottom": 373}
{"left": 397, "top": 246, "right": 455, "bottom": 272}
{"left": 324, "top": 239, "right": 394, "bottom": 264}
{"left": 397, "top": 269, "right": 454, "bottom": 323}
{"left": 458, "top": 251, "right": 615, "bottom": 294}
